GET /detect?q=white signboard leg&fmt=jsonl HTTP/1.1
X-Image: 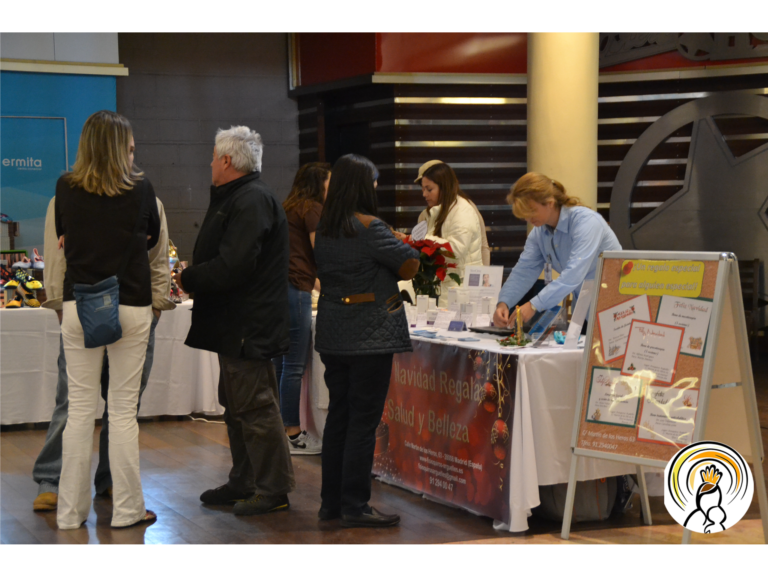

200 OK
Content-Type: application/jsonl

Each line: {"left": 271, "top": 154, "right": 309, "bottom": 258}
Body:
{"left": 560, "top": 455, "right": 580, "bottom": 540}
{"left": 636, "top": 465, "right": 652, "bottom": 525}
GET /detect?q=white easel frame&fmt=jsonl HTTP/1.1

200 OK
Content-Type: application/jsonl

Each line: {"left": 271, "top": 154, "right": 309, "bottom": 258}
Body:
{"left": 560, "top": 251, "right": 768, "bottom": 544}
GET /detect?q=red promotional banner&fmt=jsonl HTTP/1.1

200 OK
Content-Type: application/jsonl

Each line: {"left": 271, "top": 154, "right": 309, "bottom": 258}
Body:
{"left": 373, "top": 340, "right": 515, "bottom": 525}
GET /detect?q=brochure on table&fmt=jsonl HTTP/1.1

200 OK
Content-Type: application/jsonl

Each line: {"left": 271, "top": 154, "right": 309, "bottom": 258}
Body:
{"left": 464, "top": 265, "right": 504, "bottom": 306}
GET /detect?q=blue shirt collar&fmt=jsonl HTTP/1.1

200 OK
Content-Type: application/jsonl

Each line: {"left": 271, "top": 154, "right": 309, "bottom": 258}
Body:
{"left": 545, "top": 205, "right": 573, "bottom": 235}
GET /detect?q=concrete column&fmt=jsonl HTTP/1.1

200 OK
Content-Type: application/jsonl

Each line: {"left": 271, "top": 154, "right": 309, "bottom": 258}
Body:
{"left": 527, "top": 33, "right": 599, "bottom": 209}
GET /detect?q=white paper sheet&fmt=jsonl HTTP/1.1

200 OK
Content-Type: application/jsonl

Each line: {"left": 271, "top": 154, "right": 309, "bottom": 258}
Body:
{"left": 585, "top": 367, "right": 642, "bottom": 427}
{"left": 596, "top": 295, "right": 651, "bottom": 362}
{"left": 621, "top": 320, "right": 684, "bottom": 384}
{"left": 564, "top": 280, "right": 594, "bottom": 349}
{"left": 637, "top": 384, "right": 699, "bottom": 446}
{"left": 655, "top": 295, "right": 713, "bottom": 357}
{"left": 433, "top": 310, "right": 457, "bottom": 330}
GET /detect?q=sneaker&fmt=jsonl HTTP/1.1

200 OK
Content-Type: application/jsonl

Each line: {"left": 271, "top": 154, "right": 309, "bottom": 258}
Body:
{"left": 15, "top": 270, "right": 42, "bottom": 290}
{"left": 33, "top": 492, "right": 58, "bottom": 511}
{"left": 200, "top": 484, "right": 253, "bottom": 505}
{"left": 32, "top": 248, "right": 45, "bottom": 270}
{"left": 4, "top": 293, "right": 23, "bottom": 308}
{"left": 233, "top": 494, "right": 289, "bottom": 516}
{"left": 12, "top": 257, "right": 31, "bottom": 269}
{"left": 288, "top": 431, "right": 322, "bottom": 455}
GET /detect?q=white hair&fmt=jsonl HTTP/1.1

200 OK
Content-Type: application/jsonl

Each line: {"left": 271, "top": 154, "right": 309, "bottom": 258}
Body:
{"left": 214, "top": 126, "right": 263, "bottom": 173}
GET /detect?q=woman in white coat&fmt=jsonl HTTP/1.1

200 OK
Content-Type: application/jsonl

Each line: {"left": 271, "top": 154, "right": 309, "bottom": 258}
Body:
{"left": 414, "top": 160, "right": 487, "bottom": 306}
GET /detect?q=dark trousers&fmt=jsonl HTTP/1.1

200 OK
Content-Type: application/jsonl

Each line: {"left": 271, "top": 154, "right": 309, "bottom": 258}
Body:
{"left": 218, "top": 355, "right": 296, "bottom": 496}
{"left": 320, "top": 353, "right": 393, "bottom": 516}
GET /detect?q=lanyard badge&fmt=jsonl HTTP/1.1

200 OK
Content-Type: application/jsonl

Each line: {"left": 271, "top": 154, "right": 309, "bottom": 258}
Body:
{"left": 544, "top": 257, "right": 553, "bottom": 284}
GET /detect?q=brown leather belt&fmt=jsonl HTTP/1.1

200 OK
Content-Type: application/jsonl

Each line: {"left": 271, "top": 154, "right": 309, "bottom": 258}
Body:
{"left": 321, "top": 292, "right": 376, "bottom": 305}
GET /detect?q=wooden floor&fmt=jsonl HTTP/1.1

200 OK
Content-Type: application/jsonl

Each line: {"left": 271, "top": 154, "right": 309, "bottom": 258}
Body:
{"left": 3, "top": 354, "right": 768, "bottom": 545}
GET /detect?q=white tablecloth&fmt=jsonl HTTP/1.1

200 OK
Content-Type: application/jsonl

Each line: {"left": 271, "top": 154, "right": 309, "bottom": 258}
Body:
{"left": 3, "top": 306, "right": 641, "bottom": 531}
{"left": 300, "top": 327, "right": 635, "bottom": 532}
{"left": 0, "top": 302, "right": 224, "bottom": 425}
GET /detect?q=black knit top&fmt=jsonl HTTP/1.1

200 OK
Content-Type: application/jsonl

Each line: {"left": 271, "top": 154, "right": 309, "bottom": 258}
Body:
{"left": 55, "top": 175, "right": 160, "bottom": 307}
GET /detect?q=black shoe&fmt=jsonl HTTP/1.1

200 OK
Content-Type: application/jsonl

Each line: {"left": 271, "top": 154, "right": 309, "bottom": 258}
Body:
{"left": 318, "top": 506, "right": 341, "bottom": 521}
{"left": 341, "top": 506, "right": 400, "bottom": 528}
{"left": 200, "top": 484, "right": 253, "bottom": 505}
{"left": 233, "top": 494, "right": 290, "bottom": 516}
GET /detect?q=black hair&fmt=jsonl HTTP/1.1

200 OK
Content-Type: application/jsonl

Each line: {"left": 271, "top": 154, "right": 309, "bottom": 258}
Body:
{"left": 317, "top": 154, "right": 379, "bottom": 238}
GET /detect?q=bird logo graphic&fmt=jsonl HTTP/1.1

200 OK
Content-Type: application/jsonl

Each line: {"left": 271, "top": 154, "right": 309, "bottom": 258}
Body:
{"left": 664, "top": 441, "right": 753, "bottom": 533}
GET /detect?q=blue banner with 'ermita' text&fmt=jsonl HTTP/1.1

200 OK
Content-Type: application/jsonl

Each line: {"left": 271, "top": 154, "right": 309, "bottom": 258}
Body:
{"left": 1, "top": 116, "right": 68, "bottom": 254}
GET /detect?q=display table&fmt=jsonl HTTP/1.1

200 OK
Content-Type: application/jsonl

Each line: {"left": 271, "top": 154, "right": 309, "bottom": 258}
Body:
{"left": 0, "top": 302, "right": 224, "bottom": 425}
{"left": 3, "top": 305, "right": 639, "bottom": 531}
{"left": 300, "top": 326, "right": 635, "bottom": 532}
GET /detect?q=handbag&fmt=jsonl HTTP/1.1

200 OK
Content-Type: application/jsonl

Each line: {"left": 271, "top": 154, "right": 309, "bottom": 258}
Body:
{"left": 69, "top": 189, "right": 148, "bottom": 349}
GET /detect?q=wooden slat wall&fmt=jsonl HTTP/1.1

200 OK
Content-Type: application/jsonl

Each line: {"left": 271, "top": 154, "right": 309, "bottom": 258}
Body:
{"left": 296, "top": 72, "right": 768, "bottom": 273}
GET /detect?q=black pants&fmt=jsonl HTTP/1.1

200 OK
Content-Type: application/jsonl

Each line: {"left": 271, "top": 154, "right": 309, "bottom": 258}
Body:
{"left": 320, "top": 353, "right": 393, "bottom": 516}
{"left": 218, "top": 355, "right": 295, "bottom": 496}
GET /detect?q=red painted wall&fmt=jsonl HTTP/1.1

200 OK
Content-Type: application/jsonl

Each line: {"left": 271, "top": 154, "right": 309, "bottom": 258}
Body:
{"left": 296, "top": 33, "right": 768, "bottom": 87}
{"left": 375, "top": 33, "right": 528, "bottom": 74}
{"left": 298, "top": 33, "right": 376, "bottom": 87}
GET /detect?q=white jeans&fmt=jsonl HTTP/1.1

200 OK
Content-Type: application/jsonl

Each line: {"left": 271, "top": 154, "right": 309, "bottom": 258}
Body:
{"left": 57, "top": 301, "right": 152, "bottom": 529}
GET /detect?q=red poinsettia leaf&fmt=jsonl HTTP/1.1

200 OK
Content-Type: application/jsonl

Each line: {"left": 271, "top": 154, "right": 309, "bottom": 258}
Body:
{"left": 441, "top": 250, "right": 455, "bottom": 259}
{"left": 434, "top": 254, "right": 446, "bottom": 265}
{"left": 435, "top": 267, "right": 447, "bottom": 281}
{"left": 446, "top": 263, "right": 457, "bottom": 268}
{"left": 442, "top": 242, "right": 454, "bottom": 253}
{"left": 422, "top": 244, "right": 439, "bottom": 256}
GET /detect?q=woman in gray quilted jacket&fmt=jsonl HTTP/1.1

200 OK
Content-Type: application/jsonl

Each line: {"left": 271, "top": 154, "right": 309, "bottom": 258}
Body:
{"left": 314, "top": 154, "right": 419, "bottom": 528}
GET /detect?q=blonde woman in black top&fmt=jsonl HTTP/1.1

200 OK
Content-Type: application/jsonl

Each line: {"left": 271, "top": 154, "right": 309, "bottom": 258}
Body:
{"left": 56, "top": 111, "right": 159, "bottom": 529}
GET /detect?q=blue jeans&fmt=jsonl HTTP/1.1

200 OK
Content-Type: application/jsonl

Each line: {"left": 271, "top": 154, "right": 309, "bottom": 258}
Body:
{"left": 32, "top": 313, "right": 159, "bottom": 495}
{"left": 272, "top": 284, "right": 312, "bottom": 428}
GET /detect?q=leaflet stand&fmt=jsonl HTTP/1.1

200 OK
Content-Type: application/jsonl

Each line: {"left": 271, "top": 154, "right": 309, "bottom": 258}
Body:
{"left": 560, "top": 251, "right": 767, "bottom": 544}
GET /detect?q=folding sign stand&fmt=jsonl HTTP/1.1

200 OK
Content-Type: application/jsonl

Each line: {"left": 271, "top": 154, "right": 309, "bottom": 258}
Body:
{"left": 560, "top": 251, "right": 768, "bottom": 544}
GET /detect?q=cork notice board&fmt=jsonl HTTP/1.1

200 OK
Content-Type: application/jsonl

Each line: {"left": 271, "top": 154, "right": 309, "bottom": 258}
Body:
{"left": 574, "top": 256, "right": 720, "bottom": 465}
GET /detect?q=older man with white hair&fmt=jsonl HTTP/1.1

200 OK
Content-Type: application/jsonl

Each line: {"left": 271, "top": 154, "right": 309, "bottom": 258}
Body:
{"left": 174, "top": 126, "right": 295, "bottom": 516}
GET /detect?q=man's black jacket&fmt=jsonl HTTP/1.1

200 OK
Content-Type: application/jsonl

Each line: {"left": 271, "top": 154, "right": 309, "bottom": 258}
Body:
{"left": 181, "top": 172, "right": 289, "bottom": 360}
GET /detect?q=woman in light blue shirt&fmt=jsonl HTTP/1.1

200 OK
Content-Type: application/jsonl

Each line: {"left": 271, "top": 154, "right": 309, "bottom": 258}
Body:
{"left": 493, "top": 172, "right": 622, "bottom": 328}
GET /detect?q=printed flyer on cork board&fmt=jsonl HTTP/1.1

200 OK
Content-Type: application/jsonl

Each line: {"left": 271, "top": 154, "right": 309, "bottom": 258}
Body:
{"left": 576, "top": 257, "right": 717, "bottom": 463}
{"left": 372, "top": 340, "right": 514, "bottom": 525}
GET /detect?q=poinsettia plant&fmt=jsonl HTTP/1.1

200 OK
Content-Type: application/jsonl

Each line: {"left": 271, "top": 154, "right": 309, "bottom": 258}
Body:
{"left": 404, "top": 238, "right": 461, "bottom": 299}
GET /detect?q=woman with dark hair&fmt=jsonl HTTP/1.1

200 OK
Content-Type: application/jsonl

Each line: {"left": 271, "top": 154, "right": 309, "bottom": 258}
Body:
{"left": 273, "top": 162, "right": 330, "bottom": 455}
{"left": 414, "top": 160, "right": 487, "bottom": 305}
{"left": 314, "top": 154, "right": 419, "bottom": 527}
